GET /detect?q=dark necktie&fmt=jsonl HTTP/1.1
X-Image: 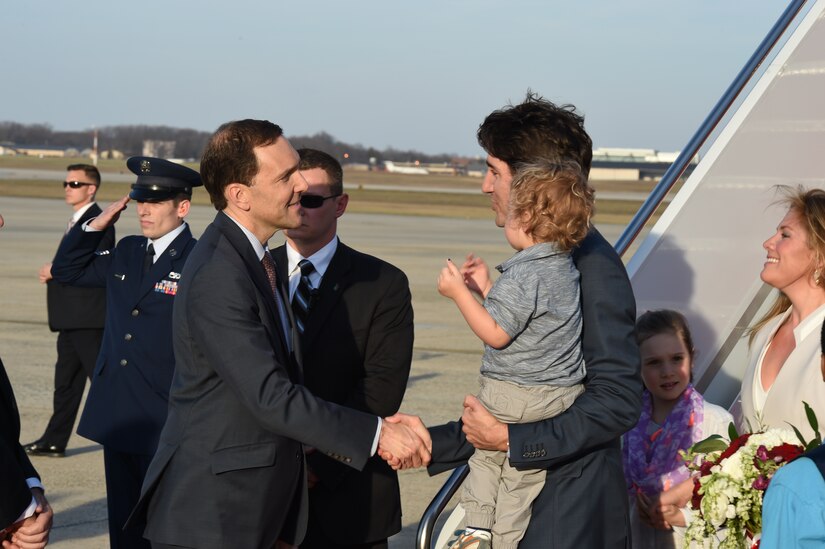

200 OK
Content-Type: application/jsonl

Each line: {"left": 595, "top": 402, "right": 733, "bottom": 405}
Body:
{"left": 291, "top": 259, "right": 316, "bottom": 335}
{"left": 261, "top": 251, "right": 279, "bottom": 300}
{"left": 143, "top": 243, "right": 155, "bottom": 274}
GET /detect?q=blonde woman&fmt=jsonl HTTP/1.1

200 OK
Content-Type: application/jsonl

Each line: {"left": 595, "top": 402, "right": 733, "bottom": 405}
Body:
{"left": 739, "top": 186, "right": 825, "bottom": 440}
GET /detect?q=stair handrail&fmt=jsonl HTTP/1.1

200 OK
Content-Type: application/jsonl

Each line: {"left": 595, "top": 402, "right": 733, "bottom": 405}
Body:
{"left": 614, "top": 0, "right": 808, "bottom": 257}
{"left": 416, "top": 2, "right": 809, "bottom": 548}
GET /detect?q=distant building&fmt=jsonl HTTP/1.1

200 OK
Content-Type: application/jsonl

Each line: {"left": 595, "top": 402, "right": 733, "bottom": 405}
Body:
{"left": 99, "top": 149, "right": 126, "bottom": 160}
{"left": 13, "top": 144, "right": 67, "bottom": 158}
{"left": 142, "top": 140, "right": 176, "bottom": 158}
{"left": 590, "top": 147, "right": 697, "bottom": 180}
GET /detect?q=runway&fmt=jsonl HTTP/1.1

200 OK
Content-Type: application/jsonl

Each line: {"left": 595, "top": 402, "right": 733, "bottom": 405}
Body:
{"left": 0, "top": 196, "right": 627, "bottom": 548}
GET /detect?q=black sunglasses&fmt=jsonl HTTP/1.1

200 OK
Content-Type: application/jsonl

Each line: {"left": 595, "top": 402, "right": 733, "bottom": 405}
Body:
{"left": 63, "top": 181, "right": 95, "bottom": 189}
{"left": 300, "top": 193, "right": 341, "bottom": 209}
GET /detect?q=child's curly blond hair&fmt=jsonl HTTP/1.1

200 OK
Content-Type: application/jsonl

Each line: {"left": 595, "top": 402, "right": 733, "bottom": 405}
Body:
{"left": 509, "top": 160, "right": 595, "bottom": 252}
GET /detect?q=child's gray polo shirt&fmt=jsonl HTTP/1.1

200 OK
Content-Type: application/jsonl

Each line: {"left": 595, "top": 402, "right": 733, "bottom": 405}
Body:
{"left": 481, "top": 241, "right": 586, "bottom": 386}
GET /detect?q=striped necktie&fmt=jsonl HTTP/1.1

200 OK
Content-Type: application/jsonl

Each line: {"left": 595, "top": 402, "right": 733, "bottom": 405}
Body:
{"left": 291, "top": 259, "right": 316, "bottom": 335}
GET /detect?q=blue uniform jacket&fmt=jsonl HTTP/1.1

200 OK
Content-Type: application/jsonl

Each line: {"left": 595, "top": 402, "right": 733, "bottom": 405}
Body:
{"left": 51, "top": 223, "right": 196, "bottom": 455}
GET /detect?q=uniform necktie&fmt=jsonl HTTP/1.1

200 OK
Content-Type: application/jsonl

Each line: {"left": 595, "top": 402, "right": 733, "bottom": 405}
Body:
{"left": 66, "top": 218, "right": 76, "bottom": 234}
{"left": 143, "top": 243, "right": 155, "bottom": 274}
{"left": 292, "top": 259, "right": 316, "bottom": 335}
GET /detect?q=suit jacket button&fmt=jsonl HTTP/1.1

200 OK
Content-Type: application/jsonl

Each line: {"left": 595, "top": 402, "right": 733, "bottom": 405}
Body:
{"left": 124, "top": 333, "right": 132, "bottom": 341}
{"left": 131, "top": 309, "right": 139, "bottom": 316}
{"left": 119, "top": 359, "right": 128, "bottom": 366}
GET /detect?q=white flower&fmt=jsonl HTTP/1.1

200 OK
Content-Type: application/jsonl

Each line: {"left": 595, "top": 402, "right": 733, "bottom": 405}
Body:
{"left": 683, "top": 425, "right": 807, "bottom": 549}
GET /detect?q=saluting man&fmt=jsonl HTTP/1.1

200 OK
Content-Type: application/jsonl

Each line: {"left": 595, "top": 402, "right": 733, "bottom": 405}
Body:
{"left": 51, "top": 157, "right": 201, "bottom": 549}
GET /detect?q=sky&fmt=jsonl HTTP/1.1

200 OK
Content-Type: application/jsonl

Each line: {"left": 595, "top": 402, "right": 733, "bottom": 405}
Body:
{"left": 1, "top": 1, "right": 791, "bottom": 156}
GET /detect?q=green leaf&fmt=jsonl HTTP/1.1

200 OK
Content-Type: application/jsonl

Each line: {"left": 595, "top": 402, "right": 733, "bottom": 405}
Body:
{"left": 690, "top": 435, "right": 728, "bottom": 454}
{"left": 789, "top": 422, "right": 807, "bottom": 448}
{"left": 804, "top": 401, "right": 821, "bottom": 442}
{"left": 727, "top": 422, "right": 739, "bottom": 441}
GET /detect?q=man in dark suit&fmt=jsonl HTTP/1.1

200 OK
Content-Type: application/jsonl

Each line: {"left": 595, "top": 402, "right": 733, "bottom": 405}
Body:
{"left": 1, "top": 357, "right": 53, "bottom": 549}
{"left": 390, "top": 93, "right": 642, "bottom": 548}
{"left": 272, "top": 148, "right": 414, "bottom": 549}
{"left": 1, "top": 213, "right": 53, "bottom": 549}
{"left": 25, "top": 164, "right": 114, "bottom": 458}
{"left": 51, "top": 157, "right": 202, "bottom": 549}
{"left": 133, "top": 120, "right": 429, "bottom": 549}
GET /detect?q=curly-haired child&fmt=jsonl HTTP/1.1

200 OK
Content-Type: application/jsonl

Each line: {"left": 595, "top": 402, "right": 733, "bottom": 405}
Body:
{"left": 438, "top": 160, "right": 594, "bottom": 549}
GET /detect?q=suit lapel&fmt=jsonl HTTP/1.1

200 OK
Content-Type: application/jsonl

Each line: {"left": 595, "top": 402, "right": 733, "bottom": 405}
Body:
{"left": 301, "top": 243, "right": 352, "bottom": 348}
{"left": 271, "top": 243, "right": 303, "bottom": 375}
{"left": 78, "top": 203, "right": 102, "bottom": 226}
{"left": 273, "top": 245, "right": 289, "bottom": 287}
{"left": 213, "top": 213, "right": 291, "bottom": 357}
{"left": 58, "top": 203, "right": 102, "bottom": 248}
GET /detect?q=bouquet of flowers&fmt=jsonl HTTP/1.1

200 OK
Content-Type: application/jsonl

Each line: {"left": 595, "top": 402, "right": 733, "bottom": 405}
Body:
{"left": 681, "top": 403, "right": 821, "bottom": 549}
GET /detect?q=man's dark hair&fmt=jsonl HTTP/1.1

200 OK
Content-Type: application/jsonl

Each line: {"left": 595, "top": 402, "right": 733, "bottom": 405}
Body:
{"left": 297, "top": 148, "right": 343, "bottom": 195}
{"left": 66, "top": 163, "right": 101, "bottom": 186}
{"left": 477, "top": 91, "right": 593, "bottom": 177}
{"left": 200, "top": 119, "right": 284, "bottom": 210}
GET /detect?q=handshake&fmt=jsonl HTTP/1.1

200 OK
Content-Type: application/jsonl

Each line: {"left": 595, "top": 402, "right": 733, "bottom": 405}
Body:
{"left": 375, "top": 395, "right": 508, "bottom": 470}
{"left": 377, "top": 413, "right": 432, "bottom": 470}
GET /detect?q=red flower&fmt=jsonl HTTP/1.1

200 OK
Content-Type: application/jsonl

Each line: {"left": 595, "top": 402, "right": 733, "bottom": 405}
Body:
{"left": 766, "top": 443, "right": 803, "bottom": 464}
{"left": 752, "top": 475, "right": 769, "bottom": 491}
{"left": 717, "top": 433, "right": 752, "bottom": 462}
{"left": 691, "top": 477, "right": 702, "bottom": 509}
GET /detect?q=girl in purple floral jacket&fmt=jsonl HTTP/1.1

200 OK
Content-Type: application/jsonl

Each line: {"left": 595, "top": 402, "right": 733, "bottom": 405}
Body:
{"left": 622, "top": 310, "right": 733, "bottom": 549}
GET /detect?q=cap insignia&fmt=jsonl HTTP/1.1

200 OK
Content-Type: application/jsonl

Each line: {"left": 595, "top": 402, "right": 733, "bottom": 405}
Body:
{"left": 140, "top": 160, "right": 151, "bottom": 174}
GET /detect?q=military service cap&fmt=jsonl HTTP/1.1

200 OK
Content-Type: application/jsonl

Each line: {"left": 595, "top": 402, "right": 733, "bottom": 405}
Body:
{"left": 126, "top": 156, "right": 202, "bottom": 203}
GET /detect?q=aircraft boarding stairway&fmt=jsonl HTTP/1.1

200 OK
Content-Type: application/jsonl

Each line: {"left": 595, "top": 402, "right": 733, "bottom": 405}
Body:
{"left": 417, "top": 0, "right": 825, "bottom": 546}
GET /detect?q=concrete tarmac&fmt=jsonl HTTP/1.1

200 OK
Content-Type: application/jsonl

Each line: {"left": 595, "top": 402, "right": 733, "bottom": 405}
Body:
{"left": 0, "top": 196, "right": 626, "bottom": 548}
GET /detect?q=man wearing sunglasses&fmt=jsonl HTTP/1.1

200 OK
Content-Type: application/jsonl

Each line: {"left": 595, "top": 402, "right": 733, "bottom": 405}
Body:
{"left": 51, "top": 157, "right": 201, "bottom": 549}
{"left": 25, "top": 164, "right": 114, "bottom": 459}
{"left": 272, "top": 148, "right": 413, "bottom": 549}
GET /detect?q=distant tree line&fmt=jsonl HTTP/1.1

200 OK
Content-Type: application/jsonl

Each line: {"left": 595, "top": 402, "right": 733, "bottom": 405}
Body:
{"left": 0, "top": 122, "right": 458, "bottom": 164}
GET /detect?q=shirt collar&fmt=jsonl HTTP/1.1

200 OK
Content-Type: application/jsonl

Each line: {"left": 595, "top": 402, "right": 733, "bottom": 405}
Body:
{"left": 72, "top": 202, "right": 96, "bottom": 223}
{"left": 286, "top": 236, "right": 338, "bottom": 277}
{"left": 224, "top": 213, "right": 267, "bottom": 260}
{"left": 496, "top": 241, "right": 564, "bottom": 273}
{"left": 148, "top": 222, "right": 188, "bottom": 259}
{"left": 792, "top": 301, "right": 825, "bottom": 344}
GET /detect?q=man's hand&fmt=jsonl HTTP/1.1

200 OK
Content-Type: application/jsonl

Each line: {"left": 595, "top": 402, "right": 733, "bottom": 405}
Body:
{"left": 3, "top": 488, "right": 52, "bottom": 549}
{"left": 462, "top": 394, "right": 508, "bottom": 452}
{"left": 640, "top": 482, "right": 691, "bottom": 529}
{"left": 378, "top": 413, "right": 431, "bottom": 470}
{"left": 89, "top": 194, "right": 130, "bottom": 231}
{"left": 437, "top": 259, "right": 469, "bottom": 300}
{"left": 37, "top": 263, "right": 52, "bottom": 284}
{"left": 636, "top": 491, "right": 676, "bottom": 530}
{"left": 460, "top": 253, "right": 492, "bottom": 298}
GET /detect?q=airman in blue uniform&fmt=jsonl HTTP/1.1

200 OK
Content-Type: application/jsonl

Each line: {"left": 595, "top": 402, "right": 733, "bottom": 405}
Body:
{"left": 51, "top": 157, "right": 201, "bottom": 549}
